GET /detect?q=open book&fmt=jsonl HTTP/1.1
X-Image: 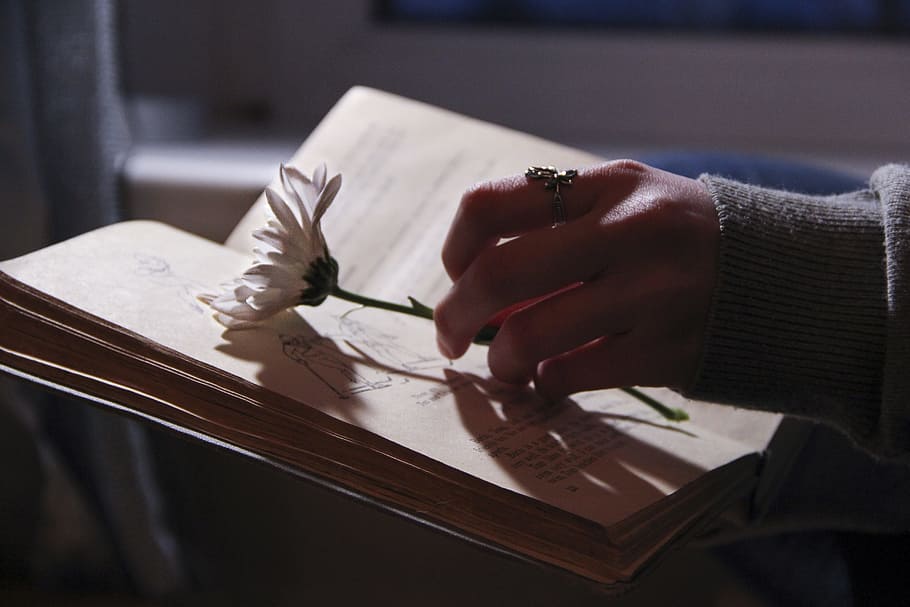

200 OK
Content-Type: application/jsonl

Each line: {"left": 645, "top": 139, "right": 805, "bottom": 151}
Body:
{"left": 0, "top": 87, "right": 783, "bottom": 590}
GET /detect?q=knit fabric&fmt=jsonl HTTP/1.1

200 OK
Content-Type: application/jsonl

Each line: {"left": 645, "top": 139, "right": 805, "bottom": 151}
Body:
{"left": 686, "top": 165, "right": 910, "bottom": 461}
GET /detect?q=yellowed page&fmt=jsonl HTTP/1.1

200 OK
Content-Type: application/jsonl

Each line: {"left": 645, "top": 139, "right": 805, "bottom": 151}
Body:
{"left": 3, "top": 221, "right": 762, "bottom": 527}
{"left": 226, "top": 87, "right": 602, "bottom": 303}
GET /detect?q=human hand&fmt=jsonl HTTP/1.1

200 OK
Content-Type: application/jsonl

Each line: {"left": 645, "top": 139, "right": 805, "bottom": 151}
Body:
{"left": 434, "top": 160, "right": 720, "bottom": 399}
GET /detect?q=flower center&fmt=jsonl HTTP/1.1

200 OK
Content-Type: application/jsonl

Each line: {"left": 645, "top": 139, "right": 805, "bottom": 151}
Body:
{"left": 299, "top": 254, "right": 339, "bottom": 306}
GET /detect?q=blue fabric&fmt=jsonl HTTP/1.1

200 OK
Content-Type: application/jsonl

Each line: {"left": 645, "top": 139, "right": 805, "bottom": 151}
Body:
{"left": 384, "top": 0, "right": 898, "bottom": 31}
{"left": 642, "top": 150, "right": 866, "bottom": 195}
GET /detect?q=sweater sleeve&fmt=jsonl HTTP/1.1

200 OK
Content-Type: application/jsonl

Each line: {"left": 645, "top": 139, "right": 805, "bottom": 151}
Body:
{"left": 684, "top": 164, "right": 910, "bottom": 461}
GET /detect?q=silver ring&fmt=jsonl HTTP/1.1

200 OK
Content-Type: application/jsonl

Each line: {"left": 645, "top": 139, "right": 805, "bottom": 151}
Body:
{"left": 525, "top": 166, "right": 577, "bottom": 227}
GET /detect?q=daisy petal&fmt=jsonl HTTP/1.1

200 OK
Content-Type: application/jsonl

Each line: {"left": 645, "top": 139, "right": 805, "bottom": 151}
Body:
{"left": 248, "top": 287, "right": 297, "bottom": 310}
{"left": 243, "top": 264, "right": 307, "bottom": 290}
{"left": 252, "top": 228, "right": 289, "bottom": 253}
{"left": 209, "top": 298, "right": 262, "bottom": 319}
{"left": 313, "top": 173, "right": 341, "bottom": 226}
{"left": 283, "top": 165, "right": 320, "bottom": 214}
{"left": 312, "top": 162, "right": 327, "bottom": 192}
{"left": 265, "top": 187, "right": 306, "bottom": 241}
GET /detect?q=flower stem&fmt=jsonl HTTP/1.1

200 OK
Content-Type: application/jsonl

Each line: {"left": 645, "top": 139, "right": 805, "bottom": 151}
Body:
{"left": 621, "top": 387, "right": 689, "bottom": 422}
{"left": 331, "top": 286, "right": 433, "bottom": 320}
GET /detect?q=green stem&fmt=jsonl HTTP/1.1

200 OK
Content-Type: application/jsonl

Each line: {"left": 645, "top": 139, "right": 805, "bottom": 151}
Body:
{"left": 331, "top": 286, "right": 433, "bottom": 320}
{"left": 328, "top": 286, "right": 687, "bottom": 422}
{"left": 621, "top": 387, "right": 689, "bottom": 422}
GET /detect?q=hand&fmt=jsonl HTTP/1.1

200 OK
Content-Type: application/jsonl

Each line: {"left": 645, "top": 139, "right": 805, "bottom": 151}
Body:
{"left": 434, "top": 160, "right": 720, "bottom": 399}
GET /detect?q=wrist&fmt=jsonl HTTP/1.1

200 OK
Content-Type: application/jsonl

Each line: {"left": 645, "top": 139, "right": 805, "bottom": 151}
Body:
{"left": 685, "top": 176, "right": 886, "bottom": 428}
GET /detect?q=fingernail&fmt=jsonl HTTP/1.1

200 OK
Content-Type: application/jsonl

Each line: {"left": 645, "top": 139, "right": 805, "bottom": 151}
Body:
{"left": 437, "top": 335, "right": 454, "bottom": 359}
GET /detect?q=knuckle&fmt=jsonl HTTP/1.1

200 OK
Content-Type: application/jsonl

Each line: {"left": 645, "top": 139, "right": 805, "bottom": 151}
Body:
{"left": 606, "top": 158, "right": 648, "bottom": 179}
{"left": 459, "top": 181, "right": 499, "bottom": 224}
{"left": 586, "top": 160, "right": 652, "bottom": 208}
{"left": 461, "top": 175, "right": 525, "bottom": 223}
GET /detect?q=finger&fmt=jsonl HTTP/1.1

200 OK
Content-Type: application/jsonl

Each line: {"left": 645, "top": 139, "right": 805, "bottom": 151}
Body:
{"left": 442, "top": 166, "right": 621, "bottom": 280}
{"left": 486, "top": 275, "right": 639, "bottom": 384}
{"left": 435, "top": 217, "right": 609, "bottom": 359}
{"left": 534, "top": 333, "right": 693, "bottom": 401}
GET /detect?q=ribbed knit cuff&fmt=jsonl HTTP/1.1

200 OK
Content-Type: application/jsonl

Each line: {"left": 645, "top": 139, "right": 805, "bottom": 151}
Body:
{"left": 684, "top": 176, "right": 887, "bottom": 439}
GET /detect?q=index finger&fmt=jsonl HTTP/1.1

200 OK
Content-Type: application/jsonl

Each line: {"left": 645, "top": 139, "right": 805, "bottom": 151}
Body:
{"left": 439, "top": 171, "right": 578, "bottom": 280}
{"left": 441, "top": 164, "right": 635, "bottom": 280}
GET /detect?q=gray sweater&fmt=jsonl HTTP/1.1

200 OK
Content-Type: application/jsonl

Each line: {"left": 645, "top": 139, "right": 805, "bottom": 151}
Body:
{"left": 687, "top": 164, "right": 910, "bottom": 462}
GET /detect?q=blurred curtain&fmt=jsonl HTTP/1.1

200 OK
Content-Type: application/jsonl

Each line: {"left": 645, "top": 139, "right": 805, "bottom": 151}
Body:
{"left": 1, "top": 0, "right": 184, "bottom": 597}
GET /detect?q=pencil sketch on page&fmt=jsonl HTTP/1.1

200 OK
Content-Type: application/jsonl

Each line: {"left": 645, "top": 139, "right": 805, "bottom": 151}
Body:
{"left": 132, "top": 253, "right": 209, "bottom": 315}
{"left": 278, "top": 312, "right": 447, "bottom": 398}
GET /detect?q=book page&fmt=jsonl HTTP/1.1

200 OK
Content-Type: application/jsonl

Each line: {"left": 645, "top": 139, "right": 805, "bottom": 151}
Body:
{"left": 3, "top": 221, "right": 766, "bottom": 527}
{"left": 227, "top": 86, "right": 780, "bottom": 457}
{"left": 227, "top": 87, "right": 602, "bottom": 304}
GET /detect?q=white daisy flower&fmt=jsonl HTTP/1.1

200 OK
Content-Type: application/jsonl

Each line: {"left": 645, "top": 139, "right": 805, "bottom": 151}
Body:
{"left": 199, "top": 163, "right": 342, "bottom": 329}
